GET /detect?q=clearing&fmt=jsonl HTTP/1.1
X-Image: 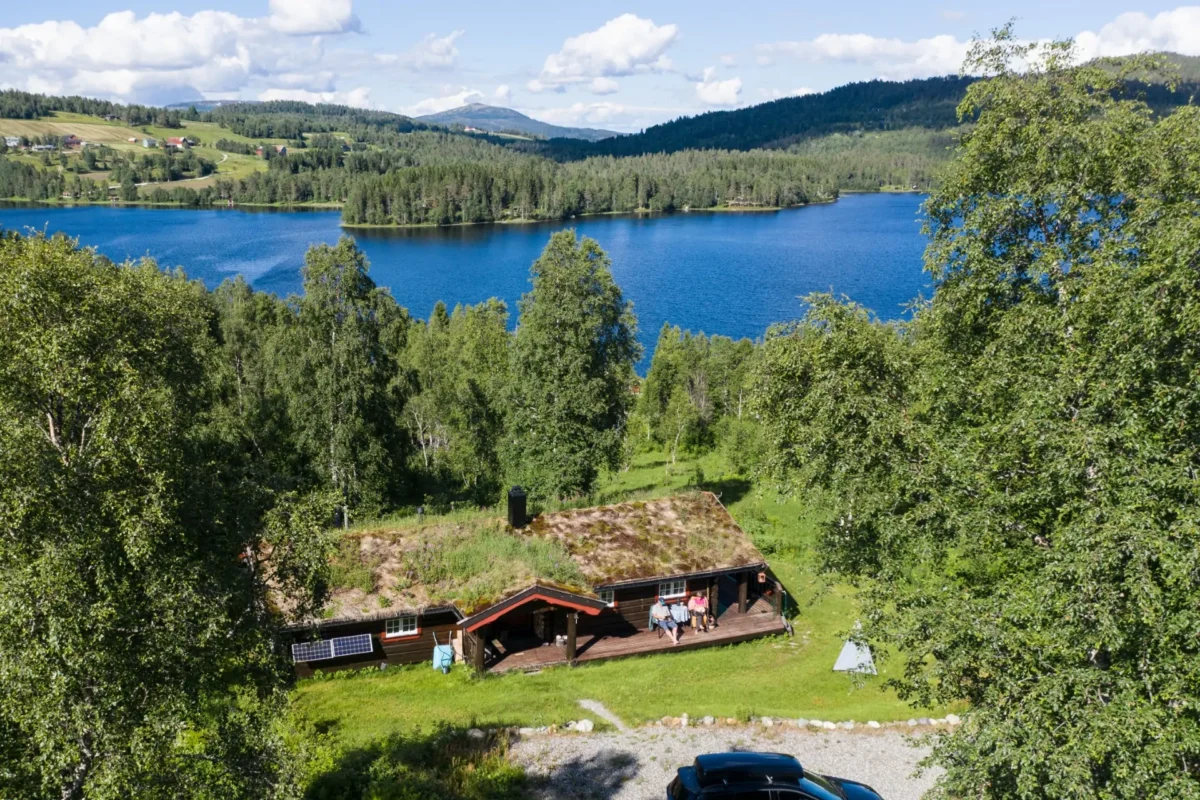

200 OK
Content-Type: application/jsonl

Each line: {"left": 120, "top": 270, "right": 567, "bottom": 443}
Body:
{"left": 294, "top": 449, "right": 952, "bottom": 750}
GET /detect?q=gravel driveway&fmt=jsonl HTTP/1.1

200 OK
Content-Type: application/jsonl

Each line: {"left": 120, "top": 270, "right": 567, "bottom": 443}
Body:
{"left": 510, "top": 726, "right": 940, "bottom": 800}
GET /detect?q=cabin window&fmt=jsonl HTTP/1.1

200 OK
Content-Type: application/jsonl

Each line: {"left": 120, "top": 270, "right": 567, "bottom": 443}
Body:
{"left": 659, "top": 579, "right": 686, "bottom": 599}
{"left": 385, "top": 615, "right": 418, "bottom": 638}
{"left": 597, "top": 589, "right": 615, "bottom": 607}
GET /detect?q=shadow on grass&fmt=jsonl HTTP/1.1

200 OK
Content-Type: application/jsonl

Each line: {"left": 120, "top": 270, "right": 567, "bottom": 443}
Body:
{"left": 701, "top": 477, "right": 752, "bottom": 506}
{"left": 303, "top": 724, "right": 527, "bottom": 800}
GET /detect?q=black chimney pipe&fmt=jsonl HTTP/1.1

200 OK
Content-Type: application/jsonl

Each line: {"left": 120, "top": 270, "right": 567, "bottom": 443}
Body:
{"left": 507, "top": 486, "right": 527, "bottom": 528}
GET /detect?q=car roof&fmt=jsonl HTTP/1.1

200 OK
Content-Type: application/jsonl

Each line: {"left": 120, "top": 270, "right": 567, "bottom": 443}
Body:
{"left": 695, "top": 753, "right": 806, "bottom": 789}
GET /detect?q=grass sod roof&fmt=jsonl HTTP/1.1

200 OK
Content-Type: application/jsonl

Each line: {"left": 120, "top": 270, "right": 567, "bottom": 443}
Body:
{"left": 298, "top": 491, "right": 766, "bottom": 628}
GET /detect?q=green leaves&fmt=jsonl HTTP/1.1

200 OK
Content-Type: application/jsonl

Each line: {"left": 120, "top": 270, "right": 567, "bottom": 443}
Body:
{"left": 504, "top": 231, "right": 640, "bottom": 501}
{"left": 0, "top": 232, "right": 323, "bottom": 799}
{"left": 752, "top": 31, "right": 1200, "bottom": 799}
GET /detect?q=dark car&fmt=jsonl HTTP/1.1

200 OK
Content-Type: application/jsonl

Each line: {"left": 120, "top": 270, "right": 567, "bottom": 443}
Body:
{"left": 668, "top": 752, "right": 884, "bottom": 800}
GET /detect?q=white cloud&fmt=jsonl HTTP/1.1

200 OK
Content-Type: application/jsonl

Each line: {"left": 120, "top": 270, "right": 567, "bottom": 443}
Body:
{"left": 401, "top": 87, "right": 484, "bottom": 117}
{"left": 757, "top": 33, "right": 969, "bottom": 80}
{"left": 720, "top": 54, "right": 738, "bottom": 67}
{"left": 695, "top": 66, "right": 742, "bottom": 106}
{"left": 755, "top": 6, "right": 1200, "bottom": 81}
{"left": 258, "top": 86, "right": 373, "bottom": 107}
{"left": 589, "top": 77, "right": 620, "bottom": 95}
{"left": 535, "top": 14, "right": 678, "bottom": 91}
{"left": 527, "top": 101, "right": 683, "bottom": 132}
{"left": 268, "top": 0, "right": 360, "bottom": 35}
{"left": 759, "top": 87, "right": 817, "bottom": 100}
{"left": 0, "top": 7, "right": 359, "bottom": 104}
{"left": 494, "top": 84, "right": 512, "bottom": 102}
{"left": 1074, "top": 7, "right": 1200, "bottom": 61}
{"left": 401, "top": 30, "right": 464, "bottom": 70}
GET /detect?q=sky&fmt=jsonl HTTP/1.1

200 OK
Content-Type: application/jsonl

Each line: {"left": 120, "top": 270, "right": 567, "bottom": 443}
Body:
{"left": 1, "top": 1, "right": 1198, "bottom": 132}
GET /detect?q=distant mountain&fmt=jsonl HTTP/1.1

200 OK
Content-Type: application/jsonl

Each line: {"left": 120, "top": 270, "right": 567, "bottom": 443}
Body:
{"left": 539, "top": 63, "right": 1200, "bottom": 160}
{"left": 539, "top": 76, "right": 976, "bottom": 159}
{"left": 416, "top": 104, "right": 619, "bottom": 142}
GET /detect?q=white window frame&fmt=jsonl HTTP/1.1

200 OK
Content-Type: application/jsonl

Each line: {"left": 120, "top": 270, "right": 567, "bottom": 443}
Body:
{"left": 597, "top": 589, "right": 615, "bottom": 607}
{"left": 658, "top": 579, "right": 687, "bottom": 599}
{"left": 384, "top": 615, "right": 418, "bottom": 638}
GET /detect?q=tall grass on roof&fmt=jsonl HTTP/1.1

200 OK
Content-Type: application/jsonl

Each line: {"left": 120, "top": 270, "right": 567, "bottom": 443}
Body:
{"left": 409, "top": 526, "right": 586, "bottom": 611}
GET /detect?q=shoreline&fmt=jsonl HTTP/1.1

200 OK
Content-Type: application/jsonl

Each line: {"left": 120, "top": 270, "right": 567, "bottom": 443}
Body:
{"left": 0, "top": 192, "right": 881, "bottom": 229}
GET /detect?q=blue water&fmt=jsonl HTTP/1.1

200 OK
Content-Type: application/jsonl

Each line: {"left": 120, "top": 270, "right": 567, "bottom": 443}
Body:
{"left": 0, "top": 194, "right": 930, "bottom": 369}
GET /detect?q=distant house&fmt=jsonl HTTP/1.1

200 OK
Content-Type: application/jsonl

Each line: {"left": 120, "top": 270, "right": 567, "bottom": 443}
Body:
{"left": 127, "top": 137, "right": 138, "bottom": 143}
{"left": 142, "top": 138, "right": 157, "bottom": 148}
{"left": 164, "top": 136, "right": 194, "bottom": 149}
{"left": 463, "top": 126, "right": 482, "bottom": 133}
{"left": 62, "top": 134, "right": 82, "bottom": 148}
{"left": 256, "top": 144, "right": 288, "bottom": 158}
{"left": 31, "top": 144, "right": 56, "bottom": 152}
{"left": 283, "top": 491, "right": 788, "bottom": 676}
{"left": 103, "top": 114, "right": 118, "bottom": 122}
{"left": 3, "top": 136, "right": 20, "bottom": 148}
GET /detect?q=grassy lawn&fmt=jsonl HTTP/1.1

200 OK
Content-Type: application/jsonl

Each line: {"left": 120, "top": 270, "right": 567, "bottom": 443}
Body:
{"left": 294, "top": 449, "right": 943, "bottom": 749}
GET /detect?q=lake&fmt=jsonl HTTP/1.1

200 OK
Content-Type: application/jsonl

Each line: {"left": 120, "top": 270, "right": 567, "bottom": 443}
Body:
{"left": 0, "top": 194, "right": 929, "bottom": 369}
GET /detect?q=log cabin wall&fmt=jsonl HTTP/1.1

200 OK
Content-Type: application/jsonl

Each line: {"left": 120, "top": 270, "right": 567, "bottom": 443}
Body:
{"left": 292, "top": 609, "right": 460, "bottom": 678}
{"left": 577, "top": 573, "right": 734, "bottom": 637}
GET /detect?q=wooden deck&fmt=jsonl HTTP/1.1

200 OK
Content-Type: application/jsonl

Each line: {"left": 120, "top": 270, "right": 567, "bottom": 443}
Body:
{"left": 486, "top": 598, "right": 787, "bottom": 673}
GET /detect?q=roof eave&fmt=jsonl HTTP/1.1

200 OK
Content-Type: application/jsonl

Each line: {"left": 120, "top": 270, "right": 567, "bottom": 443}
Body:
{"left": 283, "top": 603, "right": 463, "bottom": 632}
{"left": 593, "top": 562, "right": 767, "bottom": 591}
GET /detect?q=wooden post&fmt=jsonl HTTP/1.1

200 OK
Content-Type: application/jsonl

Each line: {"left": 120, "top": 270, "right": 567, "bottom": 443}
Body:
{"left": 566, "top": 612, "right": 577, "bottom": 663}
{"left": 707, "top": 578, "right": 716, "bottom": 628}
{"left": 774, "top": 581, "right": 783, "bottom": 617}
{"left": 738, "top": 572, "right": 749, "bottom": 614}
{"left": 472, "top": 626, "right": 486, "bottom": 673}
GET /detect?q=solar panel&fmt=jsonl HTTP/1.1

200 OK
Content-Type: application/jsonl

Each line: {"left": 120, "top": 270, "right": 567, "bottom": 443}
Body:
{"left": 332, "top": 633, "right": 374, "bottom": 658}
{"left": 291, "top": 634, "right": 375, "bottom": 663}
{"left": 291, "top": 639, "right": 334, "bottom": 663}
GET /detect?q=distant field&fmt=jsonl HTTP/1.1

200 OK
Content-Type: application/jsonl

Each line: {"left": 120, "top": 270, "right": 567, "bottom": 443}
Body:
{"left": 0, "top": 117, "right": 145, "bottom": 146}
{"left": 2, "top": 111, "right": 274, "bottom": 184}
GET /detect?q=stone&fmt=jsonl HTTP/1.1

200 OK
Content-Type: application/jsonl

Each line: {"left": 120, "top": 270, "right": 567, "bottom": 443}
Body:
{"left": 808, "top": 719, "right": 824, "bottom": 729}
{"left": 576, "top": 719, "right": 594, "bottom": 733}
{"left": 467, "top": 728, "right": 485, "bottom": 740}
{"left": 867, "top": 721, "right": 881, "bottom": 729}
{"left": 822, "top": 721, "right": 837, "bottom": 730}
{"left": 795, "top": 719, "right": 808, "bottom": 728}
{"left": 907, "top": 719, "right": 919, "bottom": 727}
{"left": 681, "top": 716, "right": 689, "bottom": 728}
{"left": 518, "top": 727, "right": 537, "bottom": 736}
{"left": 918, "top": 718, "right": 933, "bottom": 726}
{"left": 946, "top": 713, "right": 962, "bottom": 726}
{"left": 701, "top": 716, "right": 714, "bottom": 726}
{"left": 838, "top": 721, "right": 854, "bottom": 730}
{"left": 726, "top": 718, "right": 739, "bottom": 726}
{"left": 761, "top": 717, "right": 774, "bottom": 728}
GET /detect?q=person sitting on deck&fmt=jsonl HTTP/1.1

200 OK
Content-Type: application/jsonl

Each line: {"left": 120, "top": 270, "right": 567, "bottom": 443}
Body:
{"left": 650, "top": 597, "right": 681, "bottom": 645}
{"left": 688, "top": 592, "right": 710, "bottom": 633}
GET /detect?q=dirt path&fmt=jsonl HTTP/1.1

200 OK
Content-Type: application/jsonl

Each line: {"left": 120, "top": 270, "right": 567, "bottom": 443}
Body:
{"left": 578, "top": 699, "right": 629, "bottom": 732}
{"left": 511, "top": 726, "right": 940, "bottom": 800}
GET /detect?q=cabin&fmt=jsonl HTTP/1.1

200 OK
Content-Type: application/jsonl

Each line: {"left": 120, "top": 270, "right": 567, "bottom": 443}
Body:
{"left": 142, "top": 138, "right": 157, "bottom": 148}
{"left": 283, "top": 491, "right": 788, "bottom": 676}
{"left": 164, "top": 137, "right": 190, "bottom": 149}
{"left": 62, "top": 134, "right": 82, "bottom": 148}
{"left": 3, "top": 136, "right": 20, "bottom": 148}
